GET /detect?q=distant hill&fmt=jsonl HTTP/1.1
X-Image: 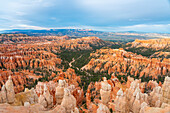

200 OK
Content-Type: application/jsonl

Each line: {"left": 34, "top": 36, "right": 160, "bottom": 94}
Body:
{"left": 1, "top": 29, "right": 169, "bottom": 42}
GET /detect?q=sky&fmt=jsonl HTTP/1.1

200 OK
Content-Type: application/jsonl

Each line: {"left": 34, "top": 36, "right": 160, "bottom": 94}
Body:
{"left": 0, "top": 0, "right": 170, "bottom": 33}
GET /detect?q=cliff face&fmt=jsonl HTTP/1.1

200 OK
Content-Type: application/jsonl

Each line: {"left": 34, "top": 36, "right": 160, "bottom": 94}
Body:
{"left": 124, "top": 38, "right": 170, "bottom": 57}
{"left": 82, "top": 48, "right": 170, "bottom": 79}
{"left": 127, "top": 38, "right": 170, "bottom": 50}
{"left": 150, "top": 52, "right": 170, "bottom": 59}
{"left": 0, "top": 34, "right": 70, "bottom": 44}
{"left": 0, "top": 35, "right": 116, "bottom": 50}
{"left": 0, "top": 51, "right": 61, "bottom": 70}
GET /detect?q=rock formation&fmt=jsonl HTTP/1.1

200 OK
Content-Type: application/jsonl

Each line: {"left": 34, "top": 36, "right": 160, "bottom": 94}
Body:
{"left": 115, "top": 88, "right": 126, "bottom": 113}
{"left": 0, "top": 34, "right": 169, "bottom": 112}
{"left": 97, "top": 103, "right": 110, "bottom": 113}
{"left": 38, "top": 84, "right": 53, "bottom": 109}
{"left": 55, "top": 80, "right": 65, "bottom": 105}
{"left": 129, "top": 38, "right": 170, "bottom": 50}
{"left": 0, "top": 85, "right": 7, "bottom": 103}
{"left": 5, "top": 76, "right": 15, "bottom": 104}
{"left": 82, "top": 48, "right": 170, "bottom": 79}
{"left": 61, "top": 88, "right": 77, "bottom": 113}
{"left": 13, "top": 88, "right": 38, "bottom": 106}
{"left": 100, "top": 77, "right": 111, "bottom": 104}
{"left": 162, "top": 76, "right": 170, "bottom": 104}
{"left": 0, "top": 76, "right": 15, "bottom": 104}
{"left": 0, "top": 70, "right": 169, "bottom": 113}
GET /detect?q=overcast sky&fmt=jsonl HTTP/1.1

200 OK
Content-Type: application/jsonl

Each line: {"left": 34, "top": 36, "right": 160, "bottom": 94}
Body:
{"left": 0, "top": 0, "right": 170, "bottom": 32}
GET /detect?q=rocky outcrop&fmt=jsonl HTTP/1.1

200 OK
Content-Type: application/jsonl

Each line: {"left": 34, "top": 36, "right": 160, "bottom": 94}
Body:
{"left": 5, "top": 75, "right": 15, "bottom": 104}
{"left": 55, "top": 80, "right": 65, "bottom": 105}
{"left": 0, "top": 85, "right": 7, "bottom": 103}
{"left": 0, "top": 51, "right": 61, "bottom": 70}
{"left": 0, "top": 70, "right": 169, "bottom": 113}
{"left": 82, "top": 48, "right": 170, "bottom": 79}
{"left": 0, "top": 76, "right": 15, "bottom": 104}
{"left": 139, "top": 103, "right": 170, "bottom": 113}
{"left": 38, "top": 84, "right": 53, "bottom": 109}
{"left": 61, "top": 88, "right": 77, "bottom": 113}
{"left": 161, "top": 76, "right": 170, "bottom": 104}
{"left": 0, "top": 34, "right": 169, "bottom": 112}
{"left": 0, "top": 76, "right": 38, "bottom": 106}
{"left": 84, "top": 75, "right": 170, "bottom": 113}
{"left": 0, "top": 71, "right": 30, "bottom": 93}
{"left": 115, "top": 89, "right": 126, "bottom": 113}
{"left": 119, "top": 76, "right": 170, "bottom": 113}
{"left": 128, "top": 38, "right": 170, "bottom": 50}
{"left": 0, "top": 103, "right": 44, "bottom": 113}
{"left": 97, "top": 103, "right": 110, "bottom": 113}
{"left": 100, "top": 77, "right": 111, "bottom": 104}
{"left": 150, "top": 86, "right": 162, "bottom": 107}
{"left": 150, "top": 52, "right": 170, "bottom": 59}
{"left": 13, "top": 88, "right": 38, "bottom": 106}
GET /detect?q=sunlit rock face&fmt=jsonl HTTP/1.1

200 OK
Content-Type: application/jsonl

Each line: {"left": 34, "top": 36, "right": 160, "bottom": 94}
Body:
{"left": 150, "top": 86, "right": 162, "bottom": 107}
{"left": 0, "top": 68, "right": 37, "bottom": 93}
{"left": 84, "top": 75, "right": 117, "bottom": 112}
{"left": 140, "top": 103, "right": 170, "bottom": 113}
{"left": 162, "top": 76, "right": 170, "bottom": 104}
{"left": 61, "top": 88, "right": 77, "bottom": 113}
{"left": 55, "top": 80, "right": 65, "bottom": 105}
{"left": 139, "top": 102, "right": 149, "bottom": 113}
{"left": 53, "top": 68, "right": 84, "bottom": 106}
{"left": 150, "top": 52, "right": 170, "bottom": 59}
{"left": 113, "top": 76, "right": 170, "bottom": 113}
{"left": 82, "top": 48, "right": 170, "bottom": 79}
{"left": 100, "top": 77, "right": 111, "bottom": 104}
{"left": 0, "top": 75, "right": 38, "bottom": 106}
{"left": 0, "top": 85, "right": 7, "bottom": 103}
{"left": 38, "top": 84, "right": 53, "bottom": 109}
{"left": 115, "top": 88, "right": 127, "bottom": 113}
{"left": 0, "top": 103, "right": 44, "bottom": 113}
{"left": 148, "top": 76, "right": 170, "bottom": 110}
{"left": 0, "top": 76, "right": 15, "bottom": 104}
{"left": 5, "top": 76, "right": 15, "bottom": 103}
{"left": 13, "top": 88, "right": 38, "bottom": 106}
{"left": 0, "top": 50, "right": 61, "bottom": 70}
{"left": 34, "top": 68, "right": 83, "bottom": 112}
{"left": 83, "top": 75, "right": 167, "bottom": 113}
{"left": 129, "top": 38, "right": 170, "bottom": 50}
{"left": 97, "top": 103, "right": 110, "bottom": 113}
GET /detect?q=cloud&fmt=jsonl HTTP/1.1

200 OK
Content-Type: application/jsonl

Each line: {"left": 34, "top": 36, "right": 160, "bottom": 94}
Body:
{"left": 9, "top": 24, "right": 47, "bottom": 30}
{"left": 0, "top": 0, "right": 170, "bottom": 33}
{"left": 75, "top": 0, "right": 170, "bottom": 20}
{"left": 112, "top": 24, "right": 170, "bottom": 33}
{"left": 0, "top": 23, "right": 169, "bottom": 34}
{"left": 6, "top": 24, "right": 94, "bottom": 30}
{"left": 16, "top": 12, "right": 26, "bottom": 16}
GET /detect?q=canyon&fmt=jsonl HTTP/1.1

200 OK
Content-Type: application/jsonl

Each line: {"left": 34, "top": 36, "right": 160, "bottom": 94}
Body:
{"left": 0, "top": 34, "right": 169, "bottom": 113}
